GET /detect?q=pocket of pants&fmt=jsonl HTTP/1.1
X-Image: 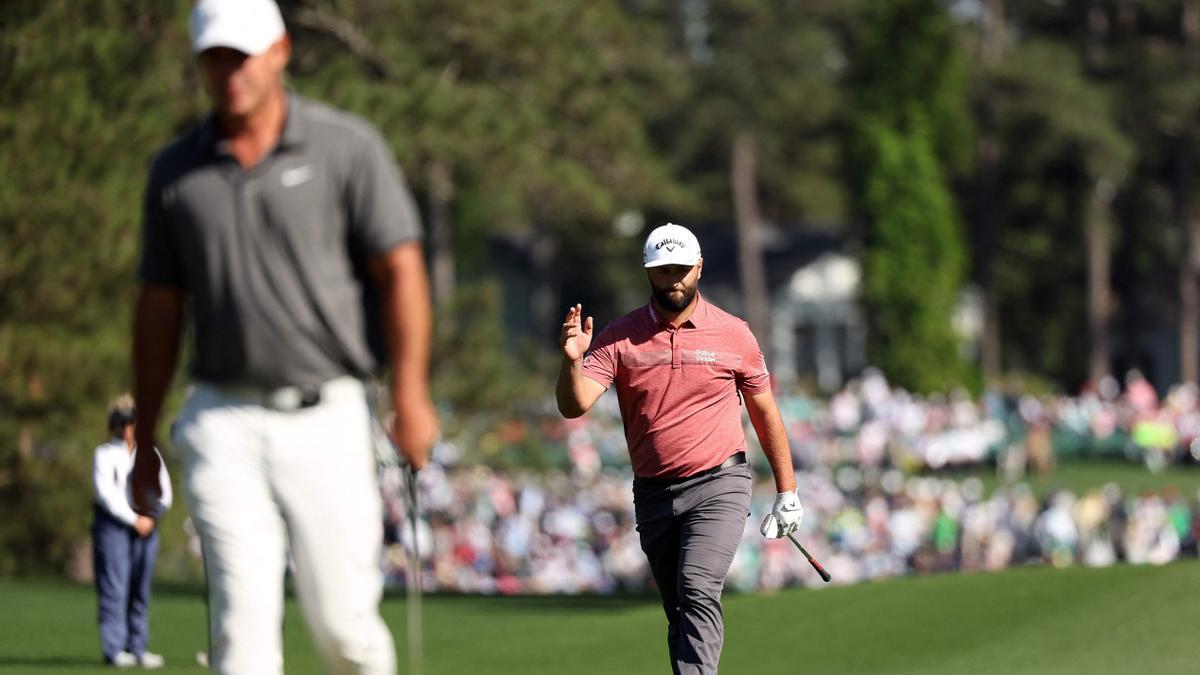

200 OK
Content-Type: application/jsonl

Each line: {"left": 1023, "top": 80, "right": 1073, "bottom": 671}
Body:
{"left": 633, "top": 488, "right": 676, "bottom": 529}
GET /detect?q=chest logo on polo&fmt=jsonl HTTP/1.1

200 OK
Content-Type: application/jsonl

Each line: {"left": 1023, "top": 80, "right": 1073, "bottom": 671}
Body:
{"left": 678, "top": 349, "right": 742, "bottom": 369}
{"left": 281, "top": 165, "right": 314, "bottom": 188}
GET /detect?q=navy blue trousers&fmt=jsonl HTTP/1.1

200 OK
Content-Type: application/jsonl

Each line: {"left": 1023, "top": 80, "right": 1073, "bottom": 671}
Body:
{"left": 92, "top": 505, "right": 158, "bottom": 661}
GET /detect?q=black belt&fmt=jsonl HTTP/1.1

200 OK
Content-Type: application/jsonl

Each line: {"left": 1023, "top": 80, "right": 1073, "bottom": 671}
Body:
{"left": 636, "top": 452, "right": 747, "bottom": 486}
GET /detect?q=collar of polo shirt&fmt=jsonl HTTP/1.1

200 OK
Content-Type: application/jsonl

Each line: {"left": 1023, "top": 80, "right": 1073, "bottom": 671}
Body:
{"left": 198, "top": 90, "right": 309, "bottom": 155}
{"left": 647, "top": 292, "right": 709, "bottom": 329}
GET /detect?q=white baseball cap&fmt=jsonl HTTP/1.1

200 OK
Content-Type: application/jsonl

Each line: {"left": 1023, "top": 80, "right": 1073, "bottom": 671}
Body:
{"left": 643, "top": 223, "right": 702, "bottom": 268}
{"left": 190, "top": 0, "right": 286, "bottom": 56}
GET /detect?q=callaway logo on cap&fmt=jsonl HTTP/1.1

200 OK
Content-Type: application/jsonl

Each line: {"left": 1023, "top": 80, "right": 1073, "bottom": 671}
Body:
{"left": 643, "top": 223, "right": 702, "bottom": 268}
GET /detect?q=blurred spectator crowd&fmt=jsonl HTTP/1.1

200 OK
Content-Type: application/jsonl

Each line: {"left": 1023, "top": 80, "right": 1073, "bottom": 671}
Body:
{"left": 778, "top": 367, "right": 1200, "bottom": 474}
{"left": 382, "top": 463, "right": 1199, "bottom": 594}
{"left": 377, "top": 369, "right": 1200, "bottom": 594}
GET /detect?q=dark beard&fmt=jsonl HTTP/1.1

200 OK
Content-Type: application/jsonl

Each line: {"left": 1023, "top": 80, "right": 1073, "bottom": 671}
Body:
{"left": 653, "top": 285, "right": 696, "bottom": 313}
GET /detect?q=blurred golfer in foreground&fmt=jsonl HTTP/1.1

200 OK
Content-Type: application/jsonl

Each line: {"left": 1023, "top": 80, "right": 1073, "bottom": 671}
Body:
{"left": 129, "top": 1, "right": 437, "bottom": 672}
{"left": 556, "top": 223, "right": 805, "bottom": 674}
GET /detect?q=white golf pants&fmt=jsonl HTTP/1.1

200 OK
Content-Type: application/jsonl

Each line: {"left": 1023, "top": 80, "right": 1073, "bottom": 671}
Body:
{"left": 173, "top": 378, "right": 395, "bottom": 675}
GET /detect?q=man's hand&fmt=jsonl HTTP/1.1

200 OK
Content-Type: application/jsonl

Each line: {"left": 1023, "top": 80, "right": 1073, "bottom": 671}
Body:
{"left": 129, "top": 445, "right": 162, "bottom": 516}
{"left": 393, "top": 392, "right": 439, "bottom": 471}
{"left": 556, "top": 303, "right": 606, "bottom": 419}
{"left": 133, "top": 515, "right": 156, "bottom": 538}
{"left": 560, "top": 304, "right": 593, "bottom": 363}
{"left": 760, "top": 490, "right": 804, "bottom": 539}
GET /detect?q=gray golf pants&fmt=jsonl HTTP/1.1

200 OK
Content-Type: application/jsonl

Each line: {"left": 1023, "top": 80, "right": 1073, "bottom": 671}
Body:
{"left": 634, "top": 461, "right": 752, "bottom": 675}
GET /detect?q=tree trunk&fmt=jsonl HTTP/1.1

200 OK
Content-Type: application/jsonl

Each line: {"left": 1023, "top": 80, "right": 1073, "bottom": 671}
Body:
{"left": 1178, "top": 1, "right": 1199, "bottom": 385}
{"left": 981, "top": 0, "right": 1005, "bottom": 64}
{"left": 427, "top": 158, "right": 455, "bottom": 312}
{"left": 1178, "top": 156, "right": 1198, "bottom": 385}
{"left": 730, "top": 131, "right": 770, "bottom": 346}
{"left": 530, "top": 232, "right": 558, "bottom": 342}
{"left": 977, "top": 0, "right": 1005, "bottom": 383}
{"left": 975, "top": 133, "right": 1003, "bottom": 381}
{"left": 17, "top": 426, "right": 33, "bottom": 461}
{"left": 1087, "top": 179, "right": 1115, "bottom": 384}
{"left": 1085, "top": 2, "right": 1109, "bottom": 71}
{"left": 1083, "top": 0, "right": 1114, "bottom": 385}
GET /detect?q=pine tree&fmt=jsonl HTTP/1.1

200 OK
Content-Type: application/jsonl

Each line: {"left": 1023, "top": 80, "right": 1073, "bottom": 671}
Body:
{"left": 848, "top": 0, "right": 971, "bottom": 393}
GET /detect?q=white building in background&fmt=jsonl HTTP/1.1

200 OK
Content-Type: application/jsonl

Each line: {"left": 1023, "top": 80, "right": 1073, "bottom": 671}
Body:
{"left": 770, "top": 252, "right": 866, "bottom": 392}
{"left": 767, "top": 253, "right": 985, "bottom": 393}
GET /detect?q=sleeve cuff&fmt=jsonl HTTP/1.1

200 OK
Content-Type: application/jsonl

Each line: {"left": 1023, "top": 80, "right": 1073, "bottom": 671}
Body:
{"left": 581, "top": 371, "right": 612, "bottom": 391}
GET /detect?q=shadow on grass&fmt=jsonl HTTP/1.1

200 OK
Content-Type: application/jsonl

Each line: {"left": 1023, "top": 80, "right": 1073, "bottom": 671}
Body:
{"left": 384, "top": 591, "right": 662, "bottom": 613}
{"left": 0, "top": 656, "right": 102, "bottom": 670}
{"left": 152, "top": 581, "right": 207, "bottom": 598}
{"left": 155, "top": 581, "right": 661, "bottom": 613}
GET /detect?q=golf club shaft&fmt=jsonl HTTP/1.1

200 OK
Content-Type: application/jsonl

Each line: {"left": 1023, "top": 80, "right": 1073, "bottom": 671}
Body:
{"left": 405, "top": 466, "right": 424, "bottom": 675}
{"left": 786, "top": 533, "right": 831, "bottom": 583}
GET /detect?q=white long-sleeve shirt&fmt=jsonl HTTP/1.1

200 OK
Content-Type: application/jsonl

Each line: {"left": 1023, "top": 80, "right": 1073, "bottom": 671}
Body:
{"left": 92, "top": 438, "right": 173, "bottom": 526}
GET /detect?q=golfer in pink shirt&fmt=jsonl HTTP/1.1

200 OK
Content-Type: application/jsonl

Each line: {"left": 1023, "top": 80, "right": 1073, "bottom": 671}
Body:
{"left": 556, "top": 223, "right": 804, "bottom": 674}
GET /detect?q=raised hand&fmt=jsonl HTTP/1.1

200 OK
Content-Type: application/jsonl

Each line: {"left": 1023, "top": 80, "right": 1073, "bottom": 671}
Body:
{"left": 559, "top": 303, "right": 594, "bottom": 362}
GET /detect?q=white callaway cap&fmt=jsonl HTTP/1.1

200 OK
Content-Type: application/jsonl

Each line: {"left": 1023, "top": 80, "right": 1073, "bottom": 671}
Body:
{"left": 190, "top": 0, "right": 286, "bottom": 56}
{"left": 643, "top": 223, "right": 702, "bottom": 268}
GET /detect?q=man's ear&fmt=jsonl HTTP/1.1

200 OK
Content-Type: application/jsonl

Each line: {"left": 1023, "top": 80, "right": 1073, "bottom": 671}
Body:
{"left": 270, "top": 33, "right": 292, "bottom": 73}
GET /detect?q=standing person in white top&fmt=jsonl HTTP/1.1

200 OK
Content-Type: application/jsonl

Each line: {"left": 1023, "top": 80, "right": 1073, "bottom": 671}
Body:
{"left": 92, "top": 394, "right": 172, "bottom": 669}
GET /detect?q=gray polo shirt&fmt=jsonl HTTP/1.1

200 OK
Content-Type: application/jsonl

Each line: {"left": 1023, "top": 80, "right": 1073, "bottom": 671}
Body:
{"left": 139, "top": 93, "right": 421, "bottom": 388}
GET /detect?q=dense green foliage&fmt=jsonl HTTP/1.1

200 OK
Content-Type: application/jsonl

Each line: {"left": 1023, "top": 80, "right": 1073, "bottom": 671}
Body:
{"left": 849, "top": 0, "right": 971, "bottom": 392}
{"left": 667, "top": 0, "right": 847, "bottom": 222}
{"left": 3, "top": 562, "right": 1198, "bottom": 673}
{"left": 0, "top": 1, "right": 203, "bottom": 575}
{"left": 981, "top": 37, "right": 1131, "bottom": 384}
{"left": 5, "top": 1, "right": 1200, "bottom": 574}
{"left": 857, "top": 118, "right": 970, "bottom": 392}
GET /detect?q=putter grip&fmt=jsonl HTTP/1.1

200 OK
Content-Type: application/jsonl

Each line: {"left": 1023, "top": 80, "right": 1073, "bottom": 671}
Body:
{"left": 809, "top": 558, "right": 831, "bottom": 583}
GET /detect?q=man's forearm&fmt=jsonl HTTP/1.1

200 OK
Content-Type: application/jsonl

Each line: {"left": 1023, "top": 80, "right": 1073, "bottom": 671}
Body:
{"left": 380, "top": 244, "right": 433, "bottom": 402}
{"left": 757, "top": 425, "right": 797, "bottom": 493}
{"left": 368, "top": 243, "right": 437, "bottom": 469}
{"left": 133, "top": 285, "right": 184, "bottom": 448}
{"left": 746, "top": 396, "right": 797, "bottom": 493}
{"left": 556, "top": 357, "right": 587, "bottom": 418}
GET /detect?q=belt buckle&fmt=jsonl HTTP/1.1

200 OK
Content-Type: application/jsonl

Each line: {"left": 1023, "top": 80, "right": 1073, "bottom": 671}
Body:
{"left": 299, "top": 387, "right": 321, "bottom": 408}
{"left": 265, "top": 386, "right": 321, "bottom": 411}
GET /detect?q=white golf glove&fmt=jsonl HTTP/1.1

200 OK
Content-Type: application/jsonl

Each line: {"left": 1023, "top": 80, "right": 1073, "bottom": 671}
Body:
{"left": 760, "top": 490, "right": 804, "bottom": 539}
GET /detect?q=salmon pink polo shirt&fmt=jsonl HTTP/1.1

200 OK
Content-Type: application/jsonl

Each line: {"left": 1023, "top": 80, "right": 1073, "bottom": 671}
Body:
{"left": 581, "top": 294, "right": 772, "bottom": 478}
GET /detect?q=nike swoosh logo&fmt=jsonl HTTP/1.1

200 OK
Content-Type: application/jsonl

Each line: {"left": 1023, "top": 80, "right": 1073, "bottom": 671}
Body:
{"left": 280, "top": 165, "right": 313, "bottom": 188}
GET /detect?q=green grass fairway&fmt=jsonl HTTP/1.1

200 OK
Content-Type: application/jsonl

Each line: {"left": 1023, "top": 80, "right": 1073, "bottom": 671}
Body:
{"left": 936, "top": 460, "right": 1200, "bottom": 499}
{"left": 2, "top": 561, "right": 1196, "bottom": 674}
